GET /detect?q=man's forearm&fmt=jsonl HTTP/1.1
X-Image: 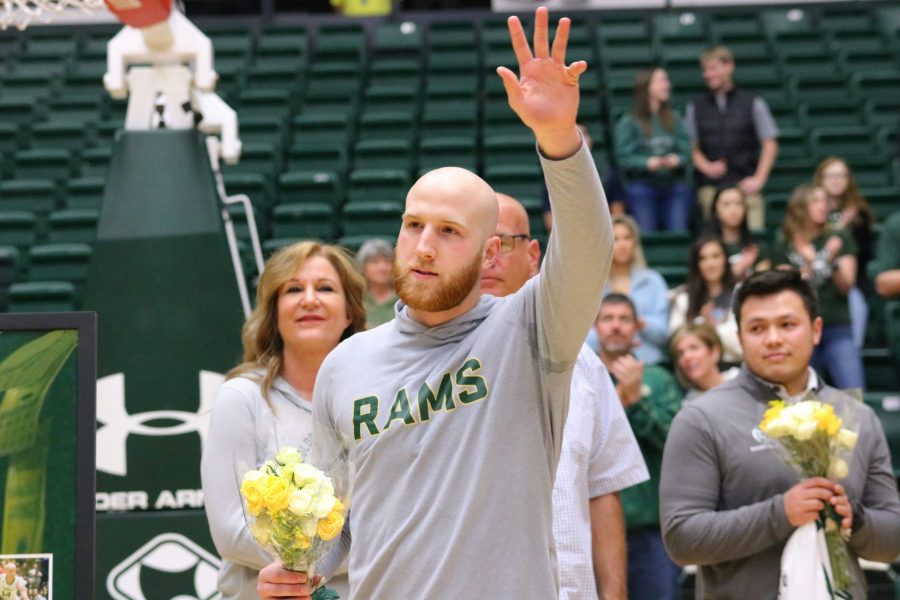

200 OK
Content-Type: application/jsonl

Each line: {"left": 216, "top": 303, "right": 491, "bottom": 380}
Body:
{"left": 754, "top": 138, "right": 778, "bottom": 182}
{"left": 590, "top": 492, "right": 627, "bottom": 600}
{"left": 875, "top": 269, "right": 900, "bottom": 297}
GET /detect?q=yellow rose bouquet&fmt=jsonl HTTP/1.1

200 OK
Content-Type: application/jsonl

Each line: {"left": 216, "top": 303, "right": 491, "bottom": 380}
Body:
{"left": 239, "top": 446, "right": 348, "bottom": 600}
{"left": 757, "top": 395, "right": 860, "bottom": 599}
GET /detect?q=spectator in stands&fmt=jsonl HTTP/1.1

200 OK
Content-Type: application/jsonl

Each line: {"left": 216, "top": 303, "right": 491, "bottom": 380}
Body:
{"left": 704, "top": 185, "right": 769, "bottom": 280}
{"left": 543, "top": 124, "right": 627, "bottom": 231}
{"left": 482, "top": 193, "right": 649, "bottom": 600}
{"left": 357, "top": 238, "right": 397, "bottom": 328}
{"left": 594, "top": 293, "right": 683, "bottom": 600}
{"left": 587, "top": 215, "right": 669, "bottom": 365}
{"left": 770, "top": 184, "right": 863, "bottom": 390}
{"left": 614, "top": 67, "right": 693, "bottom": 232}
{"left": 330, "top": 0, "right": 393, "bottom": 16}
{"left": 868, "top": 210, "right": 900, "bottom": 367}
{"left": 201, "top": 241, "right": 366, "bottom": 600}
{"left": 661, "top": 269, "right": 900, "bottom": 600}
{"left": 813, "top": 157, "right": 876, "bottom": 348}
{"left": 668, "top": 234, "right": 742, "bottom": 363}
{"left": 669, "top": 322, "right": 739, "bottom": 401}
{"left": 685, "top": 46, "right": 778, "bottom": 230}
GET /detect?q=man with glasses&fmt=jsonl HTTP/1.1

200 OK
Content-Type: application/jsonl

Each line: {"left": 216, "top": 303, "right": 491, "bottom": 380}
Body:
{"left": 482, "top": 193, "right": 647, "bottom": 600}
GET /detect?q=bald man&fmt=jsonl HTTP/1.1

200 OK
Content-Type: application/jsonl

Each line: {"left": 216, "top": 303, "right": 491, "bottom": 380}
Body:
{"left": 483, "top": 195, "right": 647, "bottom": 600}
{"left": 258, "top": 7, "right": 612, "bottom": 600}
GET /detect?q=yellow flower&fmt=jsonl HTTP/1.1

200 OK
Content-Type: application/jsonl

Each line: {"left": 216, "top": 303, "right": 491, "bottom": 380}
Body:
{"left": 294, "top": 532, "right": 311, "bottom": 551}
{"left": 793, "top": 420, "right": 817, "bottom": 441}
{"left": 760, "top": 400, "right": 785, "bottom": 431}
{"left": 262, "top": 476, "right": 292, "bottom": 513}
{"left": 317, "top": 510, "right": 345, "bottom": 541}
{"left": 240, "top": 478, "right": 266, "bottom": 516}
{"left": 332, "top": 498, "right": 345, "bottom": 514}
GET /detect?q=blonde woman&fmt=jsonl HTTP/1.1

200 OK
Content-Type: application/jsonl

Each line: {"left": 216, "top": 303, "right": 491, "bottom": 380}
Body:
{"left": 587, "top": 215, "right": 669, "bottom": 364}
{"left": 770, "top": 185, "right": 863, "bottom": 389}
{"left": 201, "top": 241, "right": 366, "bottom": 600}
{"left": 669, "top": 322, "right": 738, "bottom": 401}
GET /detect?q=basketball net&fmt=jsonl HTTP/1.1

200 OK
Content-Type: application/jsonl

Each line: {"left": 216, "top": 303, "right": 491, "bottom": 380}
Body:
{"left": 1, "top": 0, "right": 107, "bottom": 30}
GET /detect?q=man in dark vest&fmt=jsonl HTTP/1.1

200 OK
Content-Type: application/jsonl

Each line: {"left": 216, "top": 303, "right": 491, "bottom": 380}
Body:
{"left": 685, "top": 46, "right": 778, "bottom": 230}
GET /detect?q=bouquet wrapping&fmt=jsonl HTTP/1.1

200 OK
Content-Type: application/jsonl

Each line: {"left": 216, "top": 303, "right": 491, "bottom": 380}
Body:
{"left": 756, "top": 392, "right": 860, "bottom": 599}
{"left": 239, "top": 445, "right": 348, "bottom": 599}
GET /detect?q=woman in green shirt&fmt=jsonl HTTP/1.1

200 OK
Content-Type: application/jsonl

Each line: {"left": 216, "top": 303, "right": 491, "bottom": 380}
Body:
{"left": 704, "top": 185, "right": 769, "bottom": 280}
{"left": 614, "top": 67, "right": 693, "bottom": 232}
{"left": 771, "top": 184, "right": 863, "bottom": 389}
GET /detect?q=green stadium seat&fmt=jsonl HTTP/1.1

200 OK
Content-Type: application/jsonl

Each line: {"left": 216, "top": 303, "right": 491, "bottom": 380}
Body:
{"left": 257, "top": 30, "right": 308, "bottom": 59}
{"left": 424, "top": 73, "right": 480, "bottom": 104}
{"left": 221, "top": 142, "right": 281, "bottom": 181}
{"left": 0, "top": 122, "right": 20, "bottom": 155}
{"left": 239, "top": 116, "right": 287, "bottom": 146}
{"left": 277, "top": 171, "right": 344, "bottom": 209}
{"left": 776, "top": 127, "right": 811, "bottom": 161}
{"left": 850, "top": 72, "right": 900, "bottom": 104}
{"left": 801, "top": 101, "right": 865, "bottom": 129}
{"left": 0, "top": 211, "right": 39, "bottom": 253}
{"left": 301, "top": 86, "right": 359, "bottom": 118}
{"left": 766, "top": 159, "right": 814, "bottom": 195}
{"left": 207, "top": 30, "right": 254, "bottom": 59}
{"left": 337, "top": 234, "right": 395, "bottom": 253}
{"left": 861, "top": 348, "right": 899, "bottom": 391}
{"left": 768, "top": 100, "right": 805, "bottom": 131}
{"left": 483, "top": 108, "right": 529, "bottom": 138}
{"left": 875, "top": 6, "right": 900, "bottom": 46}
{"left": 223, "top": 173, "right": 271, "bottom": 212}
{"left": 8, "top": 281, "right": 77, "bottom": 312}
{"left": 354, "top": 139, "right": 414, "bottom": 173}
{"left": 653, "top": 12, "right": 706, "bottom": 59}
{"left": 600, "top": 44, "right": 658, "bottom": 79}
{"left": 271, "top": 203, "right": 336, "bottom": 241}
{"left": 363, "top": 82, "right": 420, "bottom": 115}
{"left": 65, "top": 177, "right": 106, "bottom": 211}
{"left": 844, "top": 158, "right": 894, "bottom": 190}
{"left": 0, "top": 179, "right": 57, "bottom": 215}
{"left": 28, "top": 243, "right": 92, "bottom": 285}
{"left": 46, "top": 95, "right": 105, "bottom": 123}
{"left": 1, "top": 72, "right": 56, "bottom": 98}
{"left": 596, "top": 17, "right": 648, "bottom": 45}
{"left": 369, "top": 58, "right": 421, "bottom": 87}
{"left": 0, "top": 95, "right": 37, "bottom": 128}
{"left": 47, "top": 209, "right": 99, "bottom": 244}
{"left": 315, "top": 23, "right": 365, "bottom": 64}
{"left": 286, "top": 143, "right": 348, "bottom": 177}
{"left": 777, "top": 50, "right": 836, "bottom": 78}
{"left": 420, "top": 108, "right": 477, "bottom": 140}
{"left": 79, "top": 146, "right": 112, "bottom": 178}
{"left": 347, "top": 169, "right": 409, "bottom": 205}
{"left": 291, "top": 113, "right": 353, "bottom": 147}
{"left": 428, "top": 22, "right": 476, "bottom": 51}
{"left": 862, "top": 188, "right": 900, "bottom": 221}
{"left": 710, "top": 11, "right": 762, "bottom": 38}
{"left": 426, "top": 49, "right": 480, "bottom": 74}
{"left": 342, "top": 201, "right": 403, "bottom": 237}
{"left": 0, "top": 244, "right": 20, "bottom": 287}
{"left": 810, "top": 126, "right": 881, "bottom": 162}
{"left": 374, "top": 22, "right": 423, "bottom": 58}
{"left": 225, "top": 203, "right": 267, "bottom": 241}
{"left": 417, "top": 137, "right": 477, "bottom": 173}
{"left": 760, "top": 8, "right": 814, "bottom": 39}
{"left": 656, "top": 265, "right": 689, "bottom": 288}
{"left": 244, "top": 63, "right": 304, "bottom": 92}
{"left": 262, "top": 237, "right": 303, "bottom": 256}
{"left": 24, "top": 34, "right": 78, "bottom": 57}
{"left": 30, "top": 120, "right": 90, "bottom": 153}
{"left": 356, "top": 110, "right": 416, "bottom": 143}
{"left": 863, "top": 393, "right": 900, "bottom": 477}
{"left": 307, "top": 60, "right": 364, "bottom": 95}
{"left": 642, "top": 232, "right": 692, "bottom": 268}
{"left": 819, "top": 7, "right": 874, "bottom": 35}
{"left": 483, "top": 164, "right": 543, "bottom": 200}
{"left": 839, "top": 49, "right": 898, "bottom": 76}
{"left": 483, "top": 134, "right": 539, "bottom": 170}
{"left": 236, "top": 88, "right": 293, "bottom": 120}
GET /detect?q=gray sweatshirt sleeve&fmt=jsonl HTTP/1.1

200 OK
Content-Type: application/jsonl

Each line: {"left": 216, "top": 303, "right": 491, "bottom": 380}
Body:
{"left": 847, "top": 409, "right": 900, "bottom": 561}
{"left": 660, "top": 406, "right": 795, "bottom": 565}
{"left": 200, "top": 385, "right": 273, "bottom": 571}
{"left": 534, "top": 138, "right": 613, "bottom": 368}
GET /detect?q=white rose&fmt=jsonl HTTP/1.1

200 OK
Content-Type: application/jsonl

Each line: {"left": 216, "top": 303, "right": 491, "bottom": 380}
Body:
{"left": 291, "top": 464, "right": 320, "bottom": 487}
{"left": 289, "top": 487, "right": 315, "bottom": 517}
{"left": 793, "top": 420, "right": 817, "bottom": 441}
{"left": 827, "top": 458, "right": 849, "bottom": 480}
{"left": 301, "top": 516, "right": 318, "bottom": 538}
{"left": 242, "top": 469, "right": 266, "bottom": 483}
{"left": 313, "top": 494, "right": 337, "bottom": 519}
{"left": 837, "top": 429, "right": 858, "bottom": 450}
{"left": 765, "top": 415, "right": 794, "bottom": 438}
{"left": 789, "top": 401, "right": 817, "bottom": 421}
{"left": 276, "top": 446, "right": 302, "bottom": 466}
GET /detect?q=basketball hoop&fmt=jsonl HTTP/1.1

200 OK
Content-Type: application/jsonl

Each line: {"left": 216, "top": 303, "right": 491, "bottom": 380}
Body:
{"left": 1, "top": 0, "right": 107, "bottom": 30}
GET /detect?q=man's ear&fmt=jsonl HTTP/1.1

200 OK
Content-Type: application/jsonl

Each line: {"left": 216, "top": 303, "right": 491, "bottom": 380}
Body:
{"left": 811, "top": 316, "right": 823, "bottom": 346}
{"left": 483, "top": 236, "right": 501, "bottom": 269}
{"left": 528, "top": 239, "right": 541, "bottom": 276}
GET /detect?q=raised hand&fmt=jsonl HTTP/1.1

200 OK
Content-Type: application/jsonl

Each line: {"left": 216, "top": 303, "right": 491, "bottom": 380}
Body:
{"left": 496, "top": 6, "right": 585, "bottom": 159}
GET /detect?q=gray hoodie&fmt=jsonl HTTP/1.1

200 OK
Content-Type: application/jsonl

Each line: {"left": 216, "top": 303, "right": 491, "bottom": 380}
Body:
{"left": 312, "top": 140, "right": 612, "bottom": 599}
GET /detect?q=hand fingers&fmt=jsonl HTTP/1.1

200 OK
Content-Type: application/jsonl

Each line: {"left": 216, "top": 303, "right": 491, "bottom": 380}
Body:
{"left": 565, "top": 60, "right": 587, "bottom": 81}
{"left": 533, "top": 6, "right": 550, "bottom": 59}
{"left": 496, "top": 66, "right": 522, "bottom": 105}
{"left": 803, "top": 477, "right": 838, "bottom": 490}
{"left": 257, "top": 583, "right": 314, "bottom": 599}
{"left": 550, "top": 16, "right": 569, "bottom": 63}
{"left": 506, "top": 16, "right": 533, "bottom": 67}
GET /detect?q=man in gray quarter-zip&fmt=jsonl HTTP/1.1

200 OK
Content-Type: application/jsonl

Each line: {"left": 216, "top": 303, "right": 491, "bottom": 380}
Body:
{"left": 257, "top": 7, "right": 613, "bottom": 600}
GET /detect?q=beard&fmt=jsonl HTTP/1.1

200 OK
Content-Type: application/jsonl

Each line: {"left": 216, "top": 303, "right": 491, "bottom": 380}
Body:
{"left": 393, "top": 250, "right": 483, "bottom": 313}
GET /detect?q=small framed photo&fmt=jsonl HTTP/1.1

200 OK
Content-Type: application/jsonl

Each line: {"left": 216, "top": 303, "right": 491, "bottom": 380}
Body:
{"left": 0, "top": 554, "right": 52, "bottom": 599}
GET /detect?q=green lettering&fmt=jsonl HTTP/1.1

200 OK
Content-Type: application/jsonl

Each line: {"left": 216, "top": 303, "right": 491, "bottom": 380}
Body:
{"left": 456, "top": 358, "right": 488, "bottom": 405}
{"left": 384, "top": 388, "right": 416, "bottom": 429}
{"left": 353, "top": 396, "right": 380, "bottom": 440}
{"left": 417, "top": 373, "right": 455, "bottom": 422}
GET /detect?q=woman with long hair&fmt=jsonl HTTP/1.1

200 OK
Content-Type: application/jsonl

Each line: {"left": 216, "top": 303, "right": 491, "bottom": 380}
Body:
{"left": 668, "top": 234, "right": 742, "bottom": 363}
{"left": 201, "top": 241, "right": 367, "bottom": 600}
{"left": 614, "top": 67, "right": 693, "bottom": 232}
{"left": 669, "top": 322, "right": 739, "bottom": 401}
{"left": 772, "top": 184, "right": 863, "bottom": 389}
{"left": 813, "top": 157, "right": 875, "bottom": 348}
{"left": 587, "top": 215, "right": 670, "bottom": 364}
{"left": 704, "top": 185, "right": 769, "bottom": 280}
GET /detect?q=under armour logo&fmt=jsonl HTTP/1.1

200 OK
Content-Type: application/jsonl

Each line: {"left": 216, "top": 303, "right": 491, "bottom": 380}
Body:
{"left": 96, "top": 371, "right": 224, "bottom": 476}
{"left": 106, "top": 532, "right": 221, "bottom": 600}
